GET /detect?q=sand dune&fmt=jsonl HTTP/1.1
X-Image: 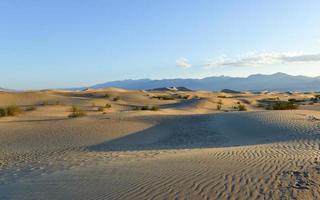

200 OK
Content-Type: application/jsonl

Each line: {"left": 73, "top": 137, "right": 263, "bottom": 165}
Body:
{"left": 0, "top": 89, "right": 320, "bottom": 199}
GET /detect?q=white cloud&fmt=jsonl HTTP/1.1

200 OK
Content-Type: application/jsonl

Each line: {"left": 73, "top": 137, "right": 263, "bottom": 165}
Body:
{"left": 176, "top": 57, "right": 192, "bottom": 68}
{"left": 204, "top": 52, "right": 320, "bottom": 68}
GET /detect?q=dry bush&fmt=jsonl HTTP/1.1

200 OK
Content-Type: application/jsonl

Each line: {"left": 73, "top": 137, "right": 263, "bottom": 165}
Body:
{"left": 68, "top": 105, "right": 86, "bottom": 118}
{"left": 0, "top": 105, "right": 23, "bottom": 117}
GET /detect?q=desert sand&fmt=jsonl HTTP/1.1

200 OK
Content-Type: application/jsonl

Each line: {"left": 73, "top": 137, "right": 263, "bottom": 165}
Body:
{"left": 0, "top": 89, "right": 320, "bottom": 200}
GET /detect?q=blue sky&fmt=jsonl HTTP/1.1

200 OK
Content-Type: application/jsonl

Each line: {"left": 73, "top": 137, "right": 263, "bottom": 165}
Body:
{"left": 1, "top": 0, "right": 320, "bottom": 89}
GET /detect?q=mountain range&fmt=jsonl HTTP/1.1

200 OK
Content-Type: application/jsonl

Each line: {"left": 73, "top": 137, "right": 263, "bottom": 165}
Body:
{"left": 88, "top": 73, "right": 320, "bottom": 92}
{"left": 2, "top": 73, "right": 319, "bottom": 92}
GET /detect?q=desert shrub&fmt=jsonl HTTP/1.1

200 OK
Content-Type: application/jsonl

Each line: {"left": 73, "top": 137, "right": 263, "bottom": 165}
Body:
{"left": 218, "top": 95, "right": 226, "bottom": 98}
{"left": 140, "top": 105, "right": 149, "bottom": 110}
{"left": 104, "top": 94, "right": 110, "bottom": 98}
{"left": 238, "top": 104, "right": 247, "bottom": 111}
{"left": 25, "top": 106, "right": 37, "bottom": 111}
{"left": 311, "top": 98, "right": 318, "bottom": 103}
{"left": 240, "top": 99, "right": 252, "bottom": 104}
{"left": 217, "top": 99, "right": 223, "bottom": 110}
{"left": 267, "top": 101, "right": 298, "bottom": 110}
{"left": 311, "top": 95, "right": 320, "bottom": 103}
{"left": 0, "top": 105, "right": 24, "bottom": 117}
{"left": 41, "top": 101, "right": 49, "bottom": 106}
{"left": 91, "top": 102, "right": 96, "bottom": 107}
{"left": 0, "top": 108, "right": 7, "bottom": 117}
{"left": 105, "top": 103, "right": 112, "bottom": 109}
{"left": 97, "top": 106, "right": 104, "bottom": 112}
{"left": 6, "top": 105, "right": 23, "bottom": 116}
{"left": 176, "top": 95, "right": 190, "bottom": 100}
{"left": 152, "top": 95, "right": 175, "bottom": 100}
{"left": 134, "top": 105, "right": 159, "bottom": 111}
{"left": 288, "top": 98, "right": 296, "bottom": 102}
{"left": 68, "top": 105, "right": 86, "bottom": 118}
{"left": 234, "top": 104, "right": 247, "bottom": 111}
{"left": 113, "top": 96, "right": 120, "bottom": 101}
{"left": 150, "top": 105, "right": 159, "bottom": 111}
{"left": 133, "top": 106, "right": 141, "bottom": 111}
{"left": 288, "top": 98, "right": 305, "bottom": 103}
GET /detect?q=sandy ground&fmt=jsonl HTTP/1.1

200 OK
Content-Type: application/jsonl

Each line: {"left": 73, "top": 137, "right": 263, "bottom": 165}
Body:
{"left": 0, "top": 89, "right": 320, "bottom": 200}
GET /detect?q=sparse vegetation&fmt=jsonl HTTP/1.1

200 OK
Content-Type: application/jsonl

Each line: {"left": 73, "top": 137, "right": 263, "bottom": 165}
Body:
{"left": 288, "top": 98, "right": 306, "bottom": 103}
{"left": 149, "top": 105, "right": 160, "bottom": 111}
{"left": 41, "top": 101, "right": 49, "bottom": 106}
{"left": 97, "top": 107, "right": 104, "bottom": 112}
{"left": 0, "top": 105, "right": 23, "bottom": 117}
{"left": 113, "top": 96, "right": 120, "bottom": 101}
{"left": 133, "top": 105, "right": 159, "bottom": 111}
{"left": 25, "top": 106, "right": 37, "bottom": 111}
{"left": 0, "top": 108, "right": 7, "bottom": 117}
{"left": 68, "top": 105, "right": 86, "bottom": 118}
{"left": 105, "top": 103, "right": 112, "bottom": 109}
{"left": 311, "top": 95, "right": 320, "bottom": 103}
{"left": 152, "top": 95, "right": 175, "bottom": 100}
{"left": 266, "top": 101, "right": 299, "bottom": 110}
{"left": 217, "top": 99, "right": 223, "bottom": 110}
{"left": 237, "top": 104, "right": 247, "bottom": 111}
{"left": 176, "top": 94, "right": 190, "bottom": 100}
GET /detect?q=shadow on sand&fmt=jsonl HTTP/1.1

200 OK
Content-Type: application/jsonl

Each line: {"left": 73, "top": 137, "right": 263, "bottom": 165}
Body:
{"left": 87, "top": 112, "right": 320, "bottom": 152}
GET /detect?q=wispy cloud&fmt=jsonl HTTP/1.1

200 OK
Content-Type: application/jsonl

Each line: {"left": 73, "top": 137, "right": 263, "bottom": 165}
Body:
{"left": 176, "top": 57, "right": 192, "bottom": 68}
{"left": 204, "top": 52, "right": 320, "bottom": 68}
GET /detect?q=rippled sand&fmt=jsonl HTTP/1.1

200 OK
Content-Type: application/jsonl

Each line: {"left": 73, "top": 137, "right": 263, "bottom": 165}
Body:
{"left": 0, "top": 89, "right": 319, "bottom": 199}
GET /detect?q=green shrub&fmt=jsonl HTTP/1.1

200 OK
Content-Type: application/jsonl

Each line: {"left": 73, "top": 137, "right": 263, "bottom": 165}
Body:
{"left": 236, "top": 104, "right": 247, "bottom": 111}
{"left": 0, "top": 108, "right": 7, "bottom": 117}
{"left": 6, "top": 105, "right": 23, "bottom": 116}
{"left": 268, "top": 101, "right": 298, "bottom": 110}
{"left": 68, "top": 105, "right": 86, "bottom": 118}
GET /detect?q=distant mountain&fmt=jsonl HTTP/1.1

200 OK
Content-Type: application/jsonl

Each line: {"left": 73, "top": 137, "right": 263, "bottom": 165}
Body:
{"left": 88, "top": 72, "right": 320, "bottom": 92}
{"left": 150, "top": 86, "right": 193, "bottom": 92}
{"left": 0, "top": 87, "right": 8, "bottom": 91}
{"left": 220, "top": 89, "right": 243, "bottom": 94}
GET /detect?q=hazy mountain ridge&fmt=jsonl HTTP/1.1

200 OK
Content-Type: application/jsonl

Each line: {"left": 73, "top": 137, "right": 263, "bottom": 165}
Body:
{"left": 88, "top": 73, "right": 320, "bottom": 91}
